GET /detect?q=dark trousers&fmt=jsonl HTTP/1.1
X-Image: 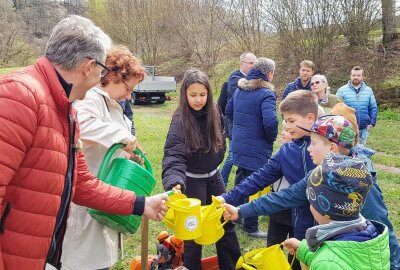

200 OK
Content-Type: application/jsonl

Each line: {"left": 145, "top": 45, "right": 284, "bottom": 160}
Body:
{"left": 184, "top": 171, "right": 241, "bottom": 270}
{"left": 267, "top": 209, "right": 301, "bottom": 270}
{"left": 234, "top": 167, "right": 259, "bottom": 233}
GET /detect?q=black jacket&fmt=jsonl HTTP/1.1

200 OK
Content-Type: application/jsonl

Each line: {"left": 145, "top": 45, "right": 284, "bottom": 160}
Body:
{"left": 217, "top": 81, "right": 228, "bottom": 115}
{"left": 162, "top": 107, "right": 225, "bottom": 191}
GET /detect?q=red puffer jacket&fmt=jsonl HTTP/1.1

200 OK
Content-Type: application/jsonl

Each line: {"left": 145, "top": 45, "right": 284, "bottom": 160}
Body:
{"left": 0, "top": 57, "right": 136, "bottom": 270}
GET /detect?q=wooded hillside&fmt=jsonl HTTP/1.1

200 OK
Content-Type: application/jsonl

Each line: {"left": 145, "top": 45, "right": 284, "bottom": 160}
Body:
{"left": 1, "top": 0, "right": 399, "bottom": 105}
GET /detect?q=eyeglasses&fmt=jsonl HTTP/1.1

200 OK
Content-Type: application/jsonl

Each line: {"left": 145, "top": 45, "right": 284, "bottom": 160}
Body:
{"left": 95, "top": 61, "right": 110, "bottom": 78}
{"left": 311, "top": 81, "right": 321, "bottom": 86}
{"left": 87, "top": 57, "right": 110, "bottom": 78}
{"left": 241, "top": 61, "right": 255, "bottom": 65}
{"left": 122, "top": 80, "right": 134, "bottom": 92}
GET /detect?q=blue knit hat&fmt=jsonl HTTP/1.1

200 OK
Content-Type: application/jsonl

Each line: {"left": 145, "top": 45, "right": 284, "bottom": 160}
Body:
{"left": 306, "top": 153, "right": 373, "bottom": 221}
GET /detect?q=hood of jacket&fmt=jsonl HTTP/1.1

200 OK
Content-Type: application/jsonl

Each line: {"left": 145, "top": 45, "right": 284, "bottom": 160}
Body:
{"left": 238, "top": 78, "right": 275, "bottom": 92}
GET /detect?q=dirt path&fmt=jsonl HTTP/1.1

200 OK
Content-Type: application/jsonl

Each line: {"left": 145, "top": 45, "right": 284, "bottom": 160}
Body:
{"left": 375, "top": 163, "right": 400, "bottom": 174}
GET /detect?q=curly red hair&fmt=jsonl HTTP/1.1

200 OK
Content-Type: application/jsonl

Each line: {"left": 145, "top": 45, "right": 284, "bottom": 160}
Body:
{"left": 101, "top": 45, "right": 145, "bottom": 87}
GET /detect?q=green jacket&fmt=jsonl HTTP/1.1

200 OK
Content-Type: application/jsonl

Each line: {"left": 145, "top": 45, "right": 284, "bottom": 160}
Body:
{"left": 297, "top": 221, "right": 390, "bottom": 270}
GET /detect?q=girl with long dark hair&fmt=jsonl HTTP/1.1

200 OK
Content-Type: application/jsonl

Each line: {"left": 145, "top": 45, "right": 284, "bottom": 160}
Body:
{"left": 162, "top": 69, "right": 241, "bottom": 270}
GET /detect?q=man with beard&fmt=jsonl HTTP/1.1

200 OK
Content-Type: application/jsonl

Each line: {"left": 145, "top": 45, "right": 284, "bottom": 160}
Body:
{"left": 282, "top": 60, "right": 315, "bottom": 100}
{"left": 336, "top": 66, "right": 378, "bottom": 145}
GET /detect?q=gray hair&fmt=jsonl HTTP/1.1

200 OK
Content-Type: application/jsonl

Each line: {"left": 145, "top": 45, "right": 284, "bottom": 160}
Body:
{"left": 239, "top": 52, "right": 256, "bottom": 62}
{"left": 312, "top": 74, "right": 328, "bottom": 84}
{"left": 253, "top": 58, "right": 275, "bottom": 75}
{"left": 45, "top": 15, "right": 112, "bottom": 69}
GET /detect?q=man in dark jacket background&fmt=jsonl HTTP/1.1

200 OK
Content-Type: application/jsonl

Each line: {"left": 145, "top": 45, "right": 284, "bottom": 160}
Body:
{"left": 225, "top": 58, "right": 278, "bottom": 238}
{"left": 282, "top": 60, "right": 315, "bottom": 100}
{"left": 221, "top": 53, "right": 256, "bottom": 186}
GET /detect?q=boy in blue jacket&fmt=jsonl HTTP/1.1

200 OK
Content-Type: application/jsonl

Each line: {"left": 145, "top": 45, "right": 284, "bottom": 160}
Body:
{"left": 221, "top": 90, "right": 318, "bottom": 240}
{"left": 222, "top": 112, "right": 400, "bottom": 269}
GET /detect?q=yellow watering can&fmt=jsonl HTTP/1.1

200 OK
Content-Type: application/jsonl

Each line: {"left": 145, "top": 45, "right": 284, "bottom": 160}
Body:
{"left": 194, "top": 206, "right": 228, "bottom": 245}
{"left": 165, "top": 194, "right": 225, "bottom": 242}
{"left": 249, "top": 186, "right": 271, "bottom": 202}
{"left": 163, "top": 191, "right": 187, "bottom": 230}
{"left": 165, "top": 196, "right": 203, "bottom": 240}
{"left": 235, "top": 243, "right": 293, "bottom": 270}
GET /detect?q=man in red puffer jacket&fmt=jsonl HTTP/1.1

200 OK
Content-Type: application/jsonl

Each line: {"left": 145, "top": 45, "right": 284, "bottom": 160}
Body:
{"left": 0, "top": 15, "right": 168, "bottom": 270}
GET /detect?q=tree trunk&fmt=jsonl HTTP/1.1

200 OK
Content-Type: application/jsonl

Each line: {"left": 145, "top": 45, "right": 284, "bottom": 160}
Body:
{"left": 381, "top": 0, "right": 399, "bottom": 45}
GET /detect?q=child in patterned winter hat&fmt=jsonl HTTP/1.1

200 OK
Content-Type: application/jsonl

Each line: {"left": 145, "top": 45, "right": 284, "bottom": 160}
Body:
{"left": 283, "top": 115, "right": 390, "bottom": 270}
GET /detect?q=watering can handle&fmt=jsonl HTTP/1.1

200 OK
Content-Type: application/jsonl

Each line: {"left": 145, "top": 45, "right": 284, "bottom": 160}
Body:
{"left": 133, "top": 148, "right": 153, "bottom": 175}
{"left": 241, "top": 263, "right": 257, "bottom": 270}
{"left": 200, "top": 195, "right": 224, "bottom": 225}
{"left": 97, "top": 143, "right": 153, "bottom": 180}
{"left": 218, "top": 219, "right": 229, "bottom": 230}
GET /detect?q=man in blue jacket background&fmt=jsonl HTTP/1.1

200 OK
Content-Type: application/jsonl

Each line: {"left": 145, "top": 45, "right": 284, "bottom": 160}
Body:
{"left": 282, "top": 60, "right": 315, "bottom": 100}
{"left": 336, "top": 66, "right": 378, "bottom": 145}
{"left": 225, "top": 57, "right": 278, "bottom": 238}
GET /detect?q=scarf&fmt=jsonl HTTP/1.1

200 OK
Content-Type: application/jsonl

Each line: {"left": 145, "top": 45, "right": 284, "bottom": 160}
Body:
{"left": 318, "top": 89, "right": 330, "bottom": 106}
{"left": 305, "top": 215, "right": 367, "bottom": 252}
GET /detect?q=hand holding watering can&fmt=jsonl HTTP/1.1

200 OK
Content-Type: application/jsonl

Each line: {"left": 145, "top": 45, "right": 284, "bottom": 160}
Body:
{"left": 282, "top": 238, "right": 301, "bottom": 256}
{"left": 143, "top": 193, "right": 170, "bottom": 221}
{"left": 222, "top": 202, "right": 239, "bottom": 222}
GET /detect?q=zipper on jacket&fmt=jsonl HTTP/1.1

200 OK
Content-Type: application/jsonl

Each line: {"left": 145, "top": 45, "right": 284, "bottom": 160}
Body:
{"left": 301, "top": 140, "right": 308, "bottom": 176}
{"left": 0, "top": 203, "right": 12, "bottom": 234}
{"left": 46, "top": 104, "right": 76, "bottom": 269}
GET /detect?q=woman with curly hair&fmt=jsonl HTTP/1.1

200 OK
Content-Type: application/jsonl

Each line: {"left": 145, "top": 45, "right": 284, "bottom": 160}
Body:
{"left": 61, "top": 45, "right": 146, "bottom": 270}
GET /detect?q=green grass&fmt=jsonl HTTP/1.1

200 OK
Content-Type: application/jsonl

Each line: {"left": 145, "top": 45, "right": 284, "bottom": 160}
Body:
{"left": 372, "top": 154, "right": 400, "bottom": 168}
{"left": 368, "top": 119, "right": 400, "bottom": 155}
{"left": 374, "top": 170, "right": 400, "bottom": 238}
{"left": 0, "top": 67, "right": 20, "bottom": 75}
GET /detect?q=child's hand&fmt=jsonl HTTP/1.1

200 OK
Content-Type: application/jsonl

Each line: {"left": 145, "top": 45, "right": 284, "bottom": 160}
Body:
{"left": 222, "top": 203, "right": 239, "bottom": 221}
{"left": 216, "top": 196, "right": 225, "bottom": 204}
{"left": 283, "top": 238, "right": 301, "bottom": 255}
{"left": 172, "top": 184, "right": 181, "bottom": 192}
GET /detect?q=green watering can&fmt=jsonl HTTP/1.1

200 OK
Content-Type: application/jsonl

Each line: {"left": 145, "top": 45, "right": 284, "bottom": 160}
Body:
{"left": 88, "top": 143, "right": 156, "bottom": 234}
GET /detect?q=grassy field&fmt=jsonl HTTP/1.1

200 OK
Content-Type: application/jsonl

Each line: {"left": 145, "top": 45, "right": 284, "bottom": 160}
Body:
{"left": 111, "top": 98, "right": 400, "bottom": 269}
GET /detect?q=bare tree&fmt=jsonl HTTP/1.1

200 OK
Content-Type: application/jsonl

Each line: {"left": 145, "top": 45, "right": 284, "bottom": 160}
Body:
{"left": 172, "top": 0, "right": 229, "bottom": 68}
{"left": 88, "top": 0, "right": 172, "bottom": 65}
{"left": 266, "top": 0, "right": 340, "bottom": 71}
{"left": 335, "top": 0, "right": 380, "bottom": 47}
{"left": 382, "top": 0, "right": 399, "bottom": 45}
{"left": 0, "top": 2, "right": 33, "bottom": 67}
{"left": 223, "top": 0, "right": 265, "bottom": 54}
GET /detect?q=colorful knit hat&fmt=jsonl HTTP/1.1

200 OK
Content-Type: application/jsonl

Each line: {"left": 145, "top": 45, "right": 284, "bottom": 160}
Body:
{"left": 300, "top": 115, "right": 357, "bottom": 149}
{"left": 306, "top": 153, "right": 373, "bottom": 221}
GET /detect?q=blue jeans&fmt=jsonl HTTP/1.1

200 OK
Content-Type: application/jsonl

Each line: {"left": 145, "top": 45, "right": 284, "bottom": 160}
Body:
{"left": 221, "top": 144, "right": 233, "bottom": 186}
{"left": 359, "top": 127, "right": 369, "bottom": 145}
